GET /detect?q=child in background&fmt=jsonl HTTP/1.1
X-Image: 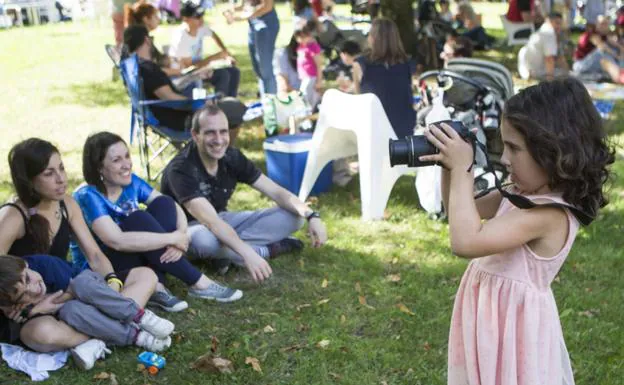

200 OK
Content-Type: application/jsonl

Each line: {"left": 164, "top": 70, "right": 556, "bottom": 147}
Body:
{"left": 420, "top": 78, "right": 614, "bottom": 385}
{"left": 336, "top": 40, "right": 362, "bottom": 93}
{"left": 295, "top": 21, "right": 324, "bottom": 108}
{"left": 0, "top": 255, "right": 175, "bottom": 369}
{"left": 440, "top": 31, "right": 474, "bottom": 66}
{"left": 439, "top": 0, "right": 453, "bottom": 23}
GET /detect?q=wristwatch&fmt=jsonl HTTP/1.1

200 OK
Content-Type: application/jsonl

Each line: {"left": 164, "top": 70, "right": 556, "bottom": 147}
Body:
{"left": 305, "top": 211, "right": 321, "bottom": 221}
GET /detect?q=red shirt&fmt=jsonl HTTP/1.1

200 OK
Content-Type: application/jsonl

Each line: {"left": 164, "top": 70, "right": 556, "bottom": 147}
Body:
{"left": 310, "top": 0, "right": 323, "bottom": 17}
{"left": 574, "top": 32, "right": 606, "bottom": 60}
{"left": 506, "top": 0, "right": 533, "bottom": 23}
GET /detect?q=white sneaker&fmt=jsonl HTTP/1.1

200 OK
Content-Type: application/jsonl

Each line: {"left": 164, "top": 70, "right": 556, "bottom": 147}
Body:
{"left": 71, "top": 339, "right": 111, "bottom": 370}
{"left": 138, "top": 309, "right": 174, "bottom": 339}
{"left": 135, "top": 331, "right": 172, "bottom": 352}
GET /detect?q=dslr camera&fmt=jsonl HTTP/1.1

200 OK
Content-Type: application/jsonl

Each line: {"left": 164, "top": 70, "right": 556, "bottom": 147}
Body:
{"left": 388, "top": 120, "right": 473, "bottom": 168}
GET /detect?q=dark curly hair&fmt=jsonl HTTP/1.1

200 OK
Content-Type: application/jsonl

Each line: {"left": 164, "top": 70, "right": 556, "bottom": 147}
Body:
{"left": 503, "top": 77, "right": 615, "bottom": 224}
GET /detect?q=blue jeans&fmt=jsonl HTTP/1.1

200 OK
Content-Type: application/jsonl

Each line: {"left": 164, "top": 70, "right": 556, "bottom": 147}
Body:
{"left": 248, "top": 9, "right": 280, "bottom": 96}
{"left": 209, "top": 66, "right": 241, "bottom": 97}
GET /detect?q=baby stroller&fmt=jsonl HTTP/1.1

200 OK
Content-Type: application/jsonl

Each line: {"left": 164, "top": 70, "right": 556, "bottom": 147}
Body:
{"left": 415, "top": 58, "right": 513, "bottom": 215}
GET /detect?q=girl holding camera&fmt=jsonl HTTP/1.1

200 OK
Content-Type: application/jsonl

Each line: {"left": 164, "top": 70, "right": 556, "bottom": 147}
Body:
{"left": 420, "top": 77, "right": 614, "bottom": 385}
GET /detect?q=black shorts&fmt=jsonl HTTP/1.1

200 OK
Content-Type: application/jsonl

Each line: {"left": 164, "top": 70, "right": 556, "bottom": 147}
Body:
{"left": 0, "top": 314, "right": 22, "bottom": 344}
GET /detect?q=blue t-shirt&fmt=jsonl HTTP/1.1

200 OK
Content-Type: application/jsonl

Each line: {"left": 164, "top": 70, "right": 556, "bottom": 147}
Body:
{"left": 25, "top": 255, "right": 79, "bottom": 293}
{"left": 70, "top": 174, "right": 153, "bottom": 269}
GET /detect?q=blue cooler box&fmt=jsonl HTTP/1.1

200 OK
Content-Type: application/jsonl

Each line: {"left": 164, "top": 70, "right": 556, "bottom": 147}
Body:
{"left": 263, "top": 134, "right": 333, "bottom": 196}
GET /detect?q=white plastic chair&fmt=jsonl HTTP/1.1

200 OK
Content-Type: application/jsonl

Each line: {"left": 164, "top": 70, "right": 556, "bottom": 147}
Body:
{"left": 298, "top": 89, "right": 413, "bottom": 220}
{"left": 517, "top": 45, "right": 530, "bottom": 80}
{"left": 500, "top": 15, "right": 534, "bottom": 46}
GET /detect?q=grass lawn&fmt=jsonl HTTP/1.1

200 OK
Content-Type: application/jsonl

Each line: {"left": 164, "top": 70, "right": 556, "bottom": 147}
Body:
{"left": 0, "top": 2, "right": 623, "bottom": 384}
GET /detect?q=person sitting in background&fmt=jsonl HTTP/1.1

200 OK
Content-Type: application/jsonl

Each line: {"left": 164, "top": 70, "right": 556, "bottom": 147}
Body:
{"left": 169, "top": 1, "right": 240, "bottom": 98}
{"left": 456, "top": 2, "right": 494, "bottom": 50}
{"left": 352, "top": 17, "right": 416, "bottom": 138}
{"left": 124, "top": 0, "right": 178, "bottom": 76}
{"left": 573, "top": 15, "right": 624, "bottom": 83}
{"left": 521, "top": 12, "right": 568, "bottom": 80}
{"left": 123, "top": 24, "right": 246, "bottom": 142}
{"left": 274, "top": 36, "right": 302, "bottom": 96}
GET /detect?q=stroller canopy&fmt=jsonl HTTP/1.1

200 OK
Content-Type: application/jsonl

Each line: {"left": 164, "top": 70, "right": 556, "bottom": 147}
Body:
{"left": 445, "top": 58, "right": 514, "bottom": 101}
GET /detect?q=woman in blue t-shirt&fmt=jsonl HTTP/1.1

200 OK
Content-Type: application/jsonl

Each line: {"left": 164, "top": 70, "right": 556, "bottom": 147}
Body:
{"left": 74, "top": 132, "right": 243, "bottom": 312}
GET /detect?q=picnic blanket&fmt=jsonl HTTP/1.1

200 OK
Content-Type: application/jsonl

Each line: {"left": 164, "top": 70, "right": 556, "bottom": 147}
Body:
{"left": 582, "top": 82, "right": 624, "bottom": 119}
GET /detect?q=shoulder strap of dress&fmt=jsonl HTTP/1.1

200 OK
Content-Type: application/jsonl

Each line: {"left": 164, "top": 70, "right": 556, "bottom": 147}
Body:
{"left": 59, "top": 200, "right": 69, "bottom": 220}
{"left": 0, "top": 203, "right": 29, "bottom": 228}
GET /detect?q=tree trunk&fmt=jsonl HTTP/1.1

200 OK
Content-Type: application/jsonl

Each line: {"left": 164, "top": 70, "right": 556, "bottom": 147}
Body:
{"left": 380, "top": 0, "right": 415, "bottom": 56}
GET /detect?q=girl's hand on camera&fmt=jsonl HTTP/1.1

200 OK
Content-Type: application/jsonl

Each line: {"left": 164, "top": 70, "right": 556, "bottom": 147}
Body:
{"left": 420, "top": 122, "right": 474, "bottom": 171}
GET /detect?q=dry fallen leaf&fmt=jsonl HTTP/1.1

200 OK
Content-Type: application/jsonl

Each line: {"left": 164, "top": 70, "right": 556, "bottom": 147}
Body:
{"left": 93, "top": 372, "right": 111, "bottom": 380}
{"left": 321, "top": 278, "right": 328, "bottom": 288}
{"left": 383, "top": 210, "right": 392, "bottom": 220}
{"left": 263, "top": 325, "right": 275, "bottom": 333}
{"left": 297, "top": 303, "right": 312, "bottom": 311}
{"left": 355, "top": 282, "right": 362, "bottom": 293}
{"left": 245, "top": 357, "right": 263, "bottom": 373}
{"left": 358, "top": 296, "right": 376, "bottom": 310}
{"left": 306, "top": 197, "right": 319, "bottom": 204}
{"left": 381, "top": 381, "right": 389, "bottom": 385}
{"left": 188, "top": 308, "right": 198, "bottom": 316}
{"left": 316, "top": 339, "right": 330, "bottom": 349}
{"left": 232, "top": 342, "right": 241, "bottom": 349}
{"left": 109, "top": 374, "right": 118, "bottom": 385}
{"left": 280, "top": 343, "right": 307, "bottom": 353}
{"left": 137, "top": 364, "right": 147, "bottom": 373}
{"left": 391, "top": 257, "right": 399, "bottom": 264}
{"left": 296, "top": 323, "right": 309, "bottom": 332}
{"left": 386, "top": 274, "right": 401, "bottom": 282}
{"left": 317, "top": 298, "right": 330, "bottom": 305}
{"left": 329, "top": 372, "right": 342, "bottom": 380}
{"left": 397, "top": 303, "right": 415, "bottom": 316}
{"left": 340, "top": 314, "right": 347, "bottom": 324}
{"left": 211, "top": 335, "right": 220, "bottom": 353}
{"left": 423, "top": 341, "right": 431, "bottom": 351}
{"left": 190, "top": 353, "right": 234, "bottom": 374}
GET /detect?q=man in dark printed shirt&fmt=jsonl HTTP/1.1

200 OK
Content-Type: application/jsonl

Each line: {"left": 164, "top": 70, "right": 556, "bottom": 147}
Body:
{"left": 161, "top": 105, "right": 328, "bottom": 283}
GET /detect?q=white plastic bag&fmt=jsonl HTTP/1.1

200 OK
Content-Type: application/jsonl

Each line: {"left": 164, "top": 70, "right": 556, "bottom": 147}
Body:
{"left": 415, "top": 89, "right": 450, "bottom": 215}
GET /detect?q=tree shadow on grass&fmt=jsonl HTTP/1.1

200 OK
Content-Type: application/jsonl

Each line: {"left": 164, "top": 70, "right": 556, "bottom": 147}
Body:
{"left": 159, "top": 241, "right": 461, "bottom": 385}
{"left": 48, "top": 81, "right": 128, "bottom": 108}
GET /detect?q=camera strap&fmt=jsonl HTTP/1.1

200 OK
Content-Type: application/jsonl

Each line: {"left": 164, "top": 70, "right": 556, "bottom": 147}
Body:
{"left": 473, "top": 140, "right": 594, "bottom": 226}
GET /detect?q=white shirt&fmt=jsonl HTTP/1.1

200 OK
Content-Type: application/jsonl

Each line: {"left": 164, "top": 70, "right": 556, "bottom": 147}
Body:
{"left": 168, "top": 25, "right": 213, "bottom": 62}
{"left": 524, "top": 22, "right": 558, "bottom": 75}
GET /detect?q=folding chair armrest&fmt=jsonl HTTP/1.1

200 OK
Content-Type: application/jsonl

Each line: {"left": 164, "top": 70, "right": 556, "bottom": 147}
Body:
{"left": 139, "top": 96, "right": 218, "bottom": 111}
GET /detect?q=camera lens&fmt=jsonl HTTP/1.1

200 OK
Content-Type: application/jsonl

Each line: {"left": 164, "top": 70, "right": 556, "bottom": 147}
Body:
{"left": 388, "top": 138, "right": 410, "bottom": 167}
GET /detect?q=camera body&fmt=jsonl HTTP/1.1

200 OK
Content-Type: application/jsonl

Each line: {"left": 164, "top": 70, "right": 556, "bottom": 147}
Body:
{"left": 388, "top": 120, "right": 472, "bottom": 168}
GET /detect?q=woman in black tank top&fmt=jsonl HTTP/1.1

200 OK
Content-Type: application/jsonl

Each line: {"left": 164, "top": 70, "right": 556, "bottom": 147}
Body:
{"left": 0, "top": 138, "right": 157, "bottom": 353}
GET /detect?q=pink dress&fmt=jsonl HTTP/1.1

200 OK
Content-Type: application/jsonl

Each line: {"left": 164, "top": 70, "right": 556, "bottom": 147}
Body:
{"left": 447, "top": 193, "right": 579, "bottom": 385}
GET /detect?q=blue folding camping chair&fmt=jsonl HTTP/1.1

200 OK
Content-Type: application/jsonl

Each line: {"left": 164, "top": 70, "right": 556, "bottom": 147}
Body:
{"left": 118, "top": 53, "right": 215, "bottom": 181}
